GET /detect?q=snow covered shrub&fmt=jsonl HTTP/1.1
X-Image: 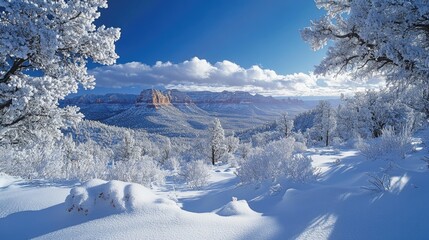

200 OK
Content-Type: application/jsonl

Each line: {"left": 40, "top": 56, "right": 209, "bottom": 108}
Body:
{"left": 0, "top": 136, "right": 65, "bottom": 180}
{"left": 66, "top": 179, "right": 177, "bottom": 216}
{"left": 291, "top": 131, "right": 307, "bottom": 146}
{"left": 293, "top": 141, "right": 307, "bottom": 153}
{"left": 251, "top": 131, "right": 282, "bottom": 147}
{"left": 285, "top": 154, "right": 315, "bottom": 183}
{"left": 219, "top": 151, "right": 239, "bottom": 168}
{"left": 237, "top": 138, "right": 315, "bottom": 184}
{"left": 236, "top": 142, "right": 252, "bottom": 161}
{"left": 181, "top": 160, "right": 211, "bottom": 189}
{"left": 107, "top": 130, "right": 166, "bottom": 187}
{"left": 60, "top": 136, "right": 112, "bottom": 181}
{"left": 163, "top": 156, "right": 181, "bottom": 173}
{"left": 112, "top": 155, "right": 165, "bottom": 188}
{"left": 362, "top": 173, "right": 391, "bottom": 193}
{"left": 358, "top": 127, "right": 412, "bottom": 160}
{"left": 225, "top": 135, "right": 240, "bottom": 154}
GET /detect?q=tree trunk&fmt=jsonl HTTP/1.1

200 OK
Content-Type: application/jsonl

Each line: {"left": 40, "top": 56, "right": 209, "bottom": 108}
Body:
{"left": 211, "top": 147, "right": 215, "bottom": 165}
{"left": 325, "top": 130, "right": 329, "bottom": 147}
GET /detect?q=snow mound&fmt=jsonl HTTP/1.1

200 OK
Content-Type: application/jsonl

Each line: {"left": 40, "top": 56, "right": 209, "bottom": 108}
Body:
{"left": 0, "top": 172, "right": 19, "bottom": 188}
{"left": 216, "top": 197, "right": 260, "bottom": 217}
{"left": 280, "top": 188, "right": 299, "bottom": 203}
{"left": 65, "top": 179, "right": 177, "bottom": 215}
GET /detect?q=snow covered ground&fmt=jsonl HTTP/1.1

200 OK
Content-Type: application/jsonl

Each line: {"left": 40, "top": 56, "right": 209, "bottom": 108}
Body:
{"left": 2, "top": 130, "right": 429, "bottom": 239}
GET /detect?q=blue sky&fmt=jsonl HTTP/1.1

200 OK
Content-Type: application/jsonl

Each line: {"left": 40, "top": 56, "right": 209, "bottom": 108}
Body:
{"left": 87, "top": 0, "right": 384, "bottom": 96}
{"left": 96, "top": 0, "right": 325, "bottom": 74}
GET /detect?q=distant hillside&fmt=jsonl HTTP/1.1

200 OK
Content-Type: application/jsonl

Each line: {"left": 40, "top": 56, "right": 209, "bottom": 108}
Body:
{"left": 61, "top": 89, "right": 311, "bottom": 137}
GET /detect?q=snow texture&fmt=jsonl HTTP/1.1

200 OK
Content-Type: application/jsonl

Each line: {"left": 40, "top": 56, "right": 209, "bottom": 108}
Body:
{"left": 216, "top": 197, "right": 260, "bottom": 217}
{"left": 65, "top": 179, "right": 178, "bottom": 215}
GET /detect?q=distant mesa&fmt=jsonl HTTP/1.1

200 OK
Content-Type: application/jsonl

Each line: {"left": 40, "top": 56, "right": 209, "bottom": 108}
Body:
{"left": 63, "top": 89, "right": 304, "bottom": 108}
{"left": 134, "top": 89, "right": 277, "bottom": 106}
{"left": 136, "top": 89, "right": 171, "bottom": 108}
{"left": 135, "top": 89, "right": 195, "bottom": 108}
{"left": 60, "top": 89, "right": 309, "bottom": 136}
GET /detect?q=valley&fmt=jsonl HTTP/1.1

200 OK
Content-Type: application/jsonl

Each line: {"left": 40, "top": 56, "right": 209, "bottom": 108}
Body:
{"left": 62, "top": 89, "right": 312, "bottom": 136}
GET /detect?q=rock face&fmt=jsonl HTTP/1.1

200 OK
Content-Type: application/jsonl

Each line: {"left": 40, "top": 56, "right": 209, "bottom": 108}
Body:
{"left": 165, "top": 89, "right": 193, "bottom": 104}
{"left": 134, "top": 89, "right": 300, "bottom": 108}
{"left": 135, "top": 89, "right": 197, "bottom": 108}
{"left": 136, "top": 89, "right": 171, "bottom": 108}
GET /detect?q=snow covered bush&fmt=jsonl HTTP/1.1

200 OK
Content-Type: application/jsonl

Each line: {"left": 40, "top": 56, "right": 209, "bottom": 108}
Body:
{"left": 358, "top": 127, "right": 413, "bottom": 160}
{"left": 181, "top": 160, "right": 211, "bottom": 189}
{"left": 237, "top": 137, "right": 316, "bottom": 184}
{"left": 251, "top": 131, "right": 283, "bottom": 147}
{"left": 285, "top": 154, "right": 315, "bottom": 183}
{"left": 112, "top": 155, "right": 165, "bottom": 188}
{"left": 362, "top": 173, "right": 391, "bottom": 193}
{"left": 66, "top": 179, "right": 177, "bottom": 216}
{"left": 0, "top": 121, "right": 168, "bottom": 186}
{"left": 163, "top": 156, "right": 181, "bottom": 173}
{"left": 0, "top": 0, "right": 120, "bottom": 145}
{"left": 293, "top": 140, "right": 307, "bottom": 153}
{"left": 236, "top": 142, "right": 252, "bottom": 161}
{"left": 222, "top": 152, "right": 239, "bottom": 168}
{"left": 0, "top": 134, "right": 113, "bottom": 181}
{"left": 225, "top": 135, "right": 240, "bottom": 155}
{"left": 0, "top": 138, "right": 59, "bottom": 180}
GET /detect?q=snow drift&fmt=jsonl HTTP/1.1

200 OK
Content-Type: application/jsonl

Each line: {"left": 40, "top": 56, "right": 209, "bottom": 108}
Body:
{"left": 65, "top": 179, "right": 178, "bottom": 215}
{"left": 216, "top": 197, "right": 260, "bottom": 217}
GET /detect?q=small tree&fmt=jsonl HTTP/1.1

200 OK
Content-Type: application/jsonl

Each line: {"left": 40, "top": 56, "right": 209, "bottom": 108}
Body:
{"left": 209, "top": 118, "right": 226, "bottom": 165}
{"left": 0, "top": 0, "right": 120, "bottom": 145}
{"left": 225, "top": 135, "right": 239, "bottom": 154}
{"left": 312, "top": 100, "right": 336, "bottom": 146}
{"left": 278, "top": 113, "right": 294, "bottom": 138}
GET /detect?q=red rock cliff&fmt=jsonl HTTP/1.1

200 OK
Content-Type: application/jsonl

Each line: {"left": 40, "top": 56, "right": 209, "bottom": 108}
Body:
{"left": 136, "top": 89, "right": 171, "bottom": 108}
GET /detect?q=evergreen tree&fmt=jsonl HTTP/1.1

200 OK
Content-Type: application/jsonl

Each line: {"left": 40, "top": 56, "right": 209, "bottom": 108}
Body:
{"left": 209, "top": 118, "right": 226, "bottom": 165}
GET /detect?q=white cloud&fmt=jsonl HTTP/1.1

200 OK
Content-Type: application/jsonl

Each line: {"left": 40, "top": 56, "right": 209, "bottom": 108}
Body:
{"left": 90, "top": 57, "right": 385, "bottom": 96}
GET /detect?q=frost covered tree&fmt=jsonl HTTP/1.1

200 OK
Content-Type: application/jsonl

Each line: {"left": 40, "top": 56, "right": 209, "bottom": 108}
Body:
{"left": 0, "top": 0, "right": 120, "bottom": 145}
{"left": 225, "top": 135, "right": 239, "bottom": 154}
{"left": 337, "top": 90, "right": 422, "bottom": 140}
{"left": 302, "top": 0, "right": 429, "bottom": 86}
{"left": 302, "top": 0, "right": 429, "bottom": 111}
{"left": 278, "top": 113, "right": 294, "bottom": 138}
{"left": 236, "top": 142, "right": 252, "bottom": 161}
{"left": 311, "top": 100, "right": 336, "bottom": 146}
{"left": 209, "top": 118, "right": 226, "bottom": 165}
{"left": 293, "top": 109, "right": 316, "bottom": 133}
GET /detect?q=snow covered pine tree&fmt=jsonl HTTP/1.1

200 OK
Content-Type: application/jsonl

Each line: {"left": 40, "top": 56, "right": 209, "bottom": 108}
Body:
{"left": 0, "top": 0, "right": 120, "bottom": 145}
{"left": 209, "top": 118, "right": 226, "bottom": 165}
